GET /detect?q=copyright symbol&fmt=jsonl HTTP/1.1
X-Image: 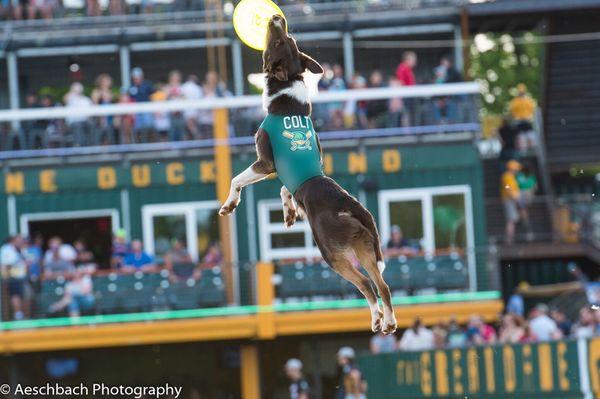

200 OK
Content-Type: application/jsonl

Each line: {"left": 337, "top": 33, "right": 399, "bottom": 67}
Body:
{"left": 0, "top": 384, "right": 10, "bottom": 394}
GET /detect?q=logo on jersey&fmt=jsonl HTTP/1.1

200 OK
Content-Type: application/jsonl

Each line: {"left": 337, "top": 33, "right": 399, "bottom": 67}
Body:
{"left": 282, "top": 130, "right": 312, "bottom": 151}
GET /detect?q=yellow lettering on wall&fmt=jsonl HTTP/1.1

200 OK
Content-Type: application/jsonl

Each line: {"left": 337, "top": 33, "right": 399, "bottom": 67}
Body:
{"left": 420, "top": 352, "right": 432, "bottom": 396}
{"left": 538, "top": 343, "right": 554, "bottom": 391}
{"left": 131, "top": 165, "right": 151, "bottom": 188}
{"left": 200, "top": 161, "right": 216, "bottom": 183}
{"left": 434, "top": 351, "right": 449, "bottom": 396}
{"left": 39, "top": 170, "right": 57, "bottom": 193}
{"left": 397, "top": 360, "right": 405, "bottom": 385}
{"left": 5, "top": 172, "right": 24, "bottom": 194}
{"left": 484, "top": 347, "right": 495, "bottom": 393}
{"left": 323, "top": 154, "right": 333, "bottom": 175}
{"left": 467, "top": 348, "right": 480, "bottom": 393}
{"left": 382, "top": 149, "right": 401, "bottom": 172}
{"left": 589, "top": 338, "right": 600, "bottom": 394}
{"left": 522, "top": 345, "right": 534, "bottom": 391}
{"left": 557, "top": 342, "right": 570, "bottom": 391}
{"left": 452, "top": 349, "right": 464, "bottom": 395}
{"left": 97, "top": 167, "right": 116, "bottom": 190}
{"left": 503, "top": 345, "right": 516, "bottom": 392}
{"left": 166, "top": 162, "right": 184, "bottom": 185}
{"left": 348, "top": 152, "right": 367, "bottom": 174}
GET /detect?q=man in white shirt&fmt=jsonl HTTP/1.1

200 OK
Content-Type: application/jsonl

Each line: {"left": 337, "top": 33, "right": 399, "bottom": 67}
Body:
{"left": 399, "top": 317, "right": 434, "bottom": 351}
{"left": 0, "top": 235, "right": 28, "bottom": 320}
{"left": 529, "top": 303, "right": 562, "bottom": 341}
{"left": 181, "top": 74, "right": 203, "bottom": 138}
{"left": 64, "top": 82, "right": 93, "bottom": 146}
{"left": 43, "top": 236, "right": 77, "bottom": 277}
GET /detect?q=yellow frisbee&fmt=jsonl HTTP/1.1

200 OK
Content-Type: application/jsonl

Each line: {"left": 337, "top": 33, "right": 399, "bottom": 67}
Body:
{"left": 233, "top": 0, "right": 285, "bottom": 51}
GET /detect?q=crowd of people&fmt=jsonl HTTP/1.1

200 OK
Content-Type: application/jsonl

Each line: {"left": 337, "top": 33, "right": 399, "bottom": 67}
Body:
{"left": 369, "top": 302, "right": 600, "bottom": 354}
{"left": 0, "top": 230, "right": 223, "bottom": 320}
{"left": 3, "top": 53, "right": 472, "bottom": 151}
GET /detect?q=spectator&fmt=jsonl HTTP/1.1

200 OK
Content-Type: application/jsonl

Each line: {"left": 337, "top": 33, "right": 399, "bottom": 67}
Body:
{"left": 398, "top": 317, "right": 434, "bottom": 351}
{"left": 38, "top": 94, "right": 63, "bottom": 148}
{"left": 49, "top": 267, "right": 95, "bottom": 317}
{"left": 64, "top": 82, "right": 93, "bottom": 146}
{"left": 43, "top": 236, "right": 77, "bottom": 277}
{"left": 572, "top": 306, "right": 597, "bottom": 339}
{"left": 197, "top": 71, "right": 231, "bottom": 138}
{"left": 201, "top": 242, "right": 223, "bottom": 269}
{"left": 498, "top": 116, "right": 518, "bottom": 161}
{"left": 91, "top": 73, "right": 115, "bottom": 144}
{"left": 111, "top": 228, "right": 130, "bottom": 269}
{"left": 516, "top": 163, "right": 537, "bottom": 241}
{"left": 509, "top": 83, "right": 536, "bottom": 151}
{"left": 466, "top": 315, "right": 497, "bottom": 345}
{"left": 506, "top": 282, "right": 527, "bottom": 317}
{"left": 385, "top": 225, "right": 416, "bottom": 257}
{"left": 0, "top": 235, "right": 28, "bottom": 320}
{"left": 327, "top": 64, "right": 346, "bottom": 129}
{"left": 432, "top": 321, "right": 448, "bottom": 348}
{"left": 123, "top": 239, "right": 155, "bottom": 272}
{"left": 73, "top": 239, "right": 96, "bottom": 268}
{"left": 23, "top": 234, "right": 43, "bottom": 291}
{"left": 387, "top": 77, "right": 404, "bottom": 128}
{"left": 446, "top": 317, "right": 467, "bottom": 347}
{"left": 150, "top": 83, "right": 171, "bottom": 141}
{"left": 519, "top": 322, "right": 537, "bottom": 343}
{"left": 165, "top": 239, "right": 200, "bottom": 282}
{"left": 165, "top": 70, "right": 185, "bottom": 141}
{"left": 115, "top": 88, "right": 135, "bottom": 144}
{"left": 343, "top": 74, "right": 368, "bottom": 129}
{"left": 440, "top": 56, "right": 462, "bottom": 83}
{"left": 499, "top": 313, "right": 525, "bottom": 343}
{"left": 365, "top": 70, "right": 387, "bottom": 128}
{"left": 500, "top": 160, "right": 522, "bottom": 245}
{"left": 395, "top": 51, "right": 417, "bottom": 86}
{"left": 550, "top": 308, "right": 573, "bottom": 337}
{"left": 335, "top": 347, "right": 367, "bottom": 399}
{"left": 128, "top": 67, "right": 155, "bottom": 142}
{"left": 284, "top": 358, "right": 310, "bottom": 399}
{"left": 529, "top": 303, "right": 562, "bottom": 341}
{"left": 181, "top": 74, "right": 203, "bottom": 138}
{"left": 370, "top": 331, "right": 397, "bottom": 354}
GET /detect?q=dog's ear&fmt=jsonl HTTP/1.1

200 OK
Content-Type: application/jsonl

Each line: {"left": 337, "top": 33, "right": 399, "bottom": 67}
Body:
{"left": 300, "top": 52, "right": 324, "bottom": 74}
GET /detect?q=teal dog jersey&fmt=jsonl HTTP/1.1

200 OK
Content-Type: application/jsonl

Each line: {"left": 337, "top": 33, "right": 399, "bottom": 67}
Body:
{"left": 260, "top": 114, "right": 324, "bottom": 194}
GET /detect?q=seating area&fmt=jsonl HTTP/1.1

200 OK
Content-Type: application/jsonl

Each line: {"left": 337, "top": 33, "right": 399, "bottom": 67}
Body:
{"left": 275, "top": 254, "right": 469, "bottom": 301}
{"left": 35, "top": 266, "right": 227, "bottom": 318}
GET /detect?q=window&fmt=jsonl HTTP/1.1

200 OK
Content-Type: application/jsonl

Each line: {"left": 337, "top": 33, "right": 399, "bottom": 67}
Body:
{"left": 258, "top": 199, "right": 320, "bottom": 261}
{"left": 378, "top": 185, "right": 476, "bottom": 288}
{"left": 142, "top": 201, "right": 222, "bottom": 262}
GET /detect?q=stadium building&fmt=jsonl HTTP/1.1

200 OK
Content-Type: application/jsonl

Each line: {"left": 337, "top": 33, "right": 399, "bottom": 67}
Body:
{"left": 0, "top": 0, "right": 599, "bottom": 398}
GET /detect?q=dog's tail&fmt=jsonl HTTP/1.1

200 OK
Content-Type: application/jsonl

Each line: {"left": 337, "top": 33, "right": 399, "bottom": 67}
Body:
{"left": 346, "top": 199, "right": 385, "bottom": 272}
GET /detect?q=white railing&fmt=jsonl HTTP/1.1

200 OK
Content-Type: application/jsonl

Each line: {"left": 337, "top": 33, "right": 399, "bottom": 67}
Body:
{"left": 0, "top": 82, "right": 479, "bottom": 122}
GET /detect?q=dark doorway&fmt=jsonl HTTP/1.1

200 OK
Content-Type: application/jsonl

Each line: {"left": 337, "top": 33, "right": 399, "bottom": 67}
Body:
{"left": 28, "top": 216, "right": 113, "bottom": 268}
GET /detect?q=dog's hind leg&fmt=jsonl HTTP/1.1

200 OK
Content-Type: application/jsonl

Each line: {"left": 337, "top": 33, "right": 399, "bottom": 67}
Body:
{"left": 353, "top": 237, "right": 397, "bottom": 335}
{"left": 279, "top": 186, "right": 297, "bottom": 228}
{"left": 328, "top": 251, "right": 383, "bottom": 333}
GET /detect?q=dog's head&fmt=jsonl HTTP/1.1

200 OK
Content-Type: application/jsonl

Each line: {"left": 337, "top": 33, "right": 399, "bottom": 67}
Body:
{"left": 263, "top": 14, "right": 323, "bottom": 81}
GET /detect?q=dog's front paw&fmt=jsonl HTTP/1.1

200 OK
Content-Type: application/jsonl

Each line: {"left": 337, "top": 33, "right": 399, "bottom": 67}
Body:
{"left": 219, "top": 200, "right": 238, "bottom": 216}
{"left": 284, "top": 207, "right": 297, "bottom": 228}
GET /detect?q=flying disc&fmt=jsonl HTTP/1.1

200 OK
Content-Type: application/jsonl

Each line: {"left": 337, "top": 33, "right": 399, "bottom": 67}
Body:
{"left": 233, "top": 0, "right": 286, "bottom": 51}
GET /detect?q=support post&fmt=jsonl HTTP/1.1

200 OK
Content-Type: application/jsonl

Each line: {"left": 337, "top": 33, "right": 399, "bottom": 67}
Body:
{"left": 454, "top": 25, "right": 464, "bottom": 74}
{"left": 240, "top": 345, "right": 261, "bottom": 399}
{"left": 214, "top": 109, "right": 235, "bottom": 303}
{"left": 460, "top": 8, "right": 470, "bottom": 79}
{"left": 119, "top": 46, "right": 131, "bottom": 89}
{"left": 232, "top": 39, "right": 244, "bottom": 96}
{"left": 7, "top": 52, "right": 20, "bottom": 129}
{"left": 343, "top": 32, "right": 354, "bottom": 82}
{"left": 256, "top": 262, "right": 275, "bottom": 339}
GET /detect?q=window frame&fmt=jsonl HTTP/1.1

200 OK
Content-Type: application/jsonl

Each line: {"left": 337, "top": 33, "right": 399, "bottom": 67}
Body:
{"left": 141, "top": 200, "right": 228, "bottom": 262}
{"left": 378, "top": 185, "right": 476, "bottom": 290}
{"left": 257, "top": 199, "right": 320, "bottom": 261}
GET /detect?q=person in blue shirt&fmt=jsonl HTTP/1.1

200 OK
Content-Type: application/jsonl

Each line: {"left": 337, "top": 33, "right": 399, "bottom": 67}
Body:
{"left": 128, "top": 67, "right": 155, "bottom": 141}
{"left": 123, "top": 239, "right": 155, "bottom": 272}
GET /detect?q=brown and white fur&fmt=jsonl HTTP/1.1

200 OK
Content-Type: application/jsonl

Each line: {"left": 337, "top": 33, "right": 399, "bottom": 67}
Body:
{"left": 219, "top": 15, "right": 397, "bottom": 334}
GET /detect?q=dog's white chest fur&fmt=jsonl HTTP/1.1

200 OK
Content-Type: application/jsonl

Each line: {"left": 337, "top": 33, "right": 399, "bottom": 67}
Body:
{"left": 262, "top": 78, "right": 310, "bottom": 112}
